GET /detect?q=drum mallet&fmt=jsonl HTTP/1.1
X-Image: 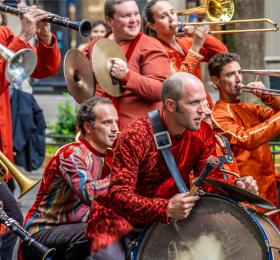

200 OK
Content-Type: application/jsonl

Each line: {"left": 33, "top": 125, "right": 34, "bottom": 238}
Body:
{"left": 188, "top": 155, "right": 220, "bottom": 196}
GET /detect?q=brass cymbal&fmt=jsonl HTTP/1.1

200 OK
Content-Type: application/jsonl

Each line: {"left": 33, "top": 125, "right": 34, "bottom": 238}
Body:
{"left": 92, "top": 38, "right": 127, "bottom": 97}
{"left": 204, "top": 178, "right": 276, "bottom": 210}
{"left": 64, "top": 49, "right": 95, "bottom": 104}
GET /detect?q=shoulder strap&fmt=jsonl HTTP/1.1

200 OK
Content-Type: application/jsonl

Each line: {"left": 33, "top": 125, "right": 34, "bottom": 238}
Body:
{"left": 215, "top": 133, "right": 235, "bottom": 180}
{"left": 148, "top": 109, "right": 189, "bottom": 193}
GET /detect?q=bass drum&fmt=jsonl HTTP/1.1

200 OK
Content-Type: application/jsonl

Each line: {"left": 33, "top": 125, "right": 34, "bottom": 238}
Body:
{"left": 133, "top": 194, "right": 280, "bottom": 260}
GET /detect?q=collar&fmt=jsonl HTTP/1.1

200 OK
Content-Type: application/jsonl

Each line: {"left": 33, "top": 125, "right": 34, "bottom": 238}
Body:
{"left": 81, "top": 138, "right": 107, "bottom": 158}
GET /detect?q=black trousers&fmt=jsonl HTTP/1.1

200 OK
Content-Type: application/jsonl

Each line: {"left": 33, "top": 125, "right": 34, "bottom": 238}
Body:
{"left": 21, "top": 223, "right": 90, "bottom": 260}
{"left": 0, "top": 182, "right": 23, "bottom": 260}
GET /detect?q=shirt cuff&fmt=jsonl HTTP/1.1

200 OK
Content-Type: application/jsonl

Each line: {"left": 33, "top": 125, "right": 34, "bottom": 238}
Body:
{"left": 121, "top": 69, "right": 130, "bottom": 86}
{"left": 189, "top": 49, "right": 204, "bottom": 59}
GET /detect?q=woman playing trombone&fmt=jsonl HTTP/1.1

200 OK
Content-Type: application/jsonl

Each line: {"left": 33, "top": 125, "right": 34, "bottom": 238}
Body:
{"left": 142, "top": 0, "right": 228, "bottom": 108}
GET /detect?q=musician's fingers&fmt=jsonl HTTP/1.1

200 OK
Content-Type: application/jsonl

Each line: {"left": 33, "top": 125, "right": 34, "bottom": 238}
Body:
{"left": 0, "top": 201, "right": 3, "bottom": 208}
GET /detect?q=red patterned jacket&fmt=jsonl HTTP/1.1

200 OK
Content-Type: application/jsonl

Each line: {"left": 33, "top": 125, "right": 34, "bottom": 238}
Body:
{"left": 86, "top": 114, "right": 234, "bottom": 253}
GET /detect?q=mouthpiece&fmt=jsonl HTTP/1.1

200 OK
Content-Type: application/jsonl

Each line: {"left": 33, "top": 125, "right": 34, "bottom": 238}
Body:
{"left": 171, "top": 21, "right": 179, "bottom": 28}
{"left": 237, "top": 83, "right": 244, "bottom": 89}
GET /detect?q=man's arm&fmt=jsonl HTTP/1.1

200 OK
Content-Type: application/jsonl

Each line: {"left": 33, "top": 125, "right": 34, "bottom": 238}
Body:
{"left": 212, "top": 104, "right": 280, "bottom": 150}
{"left": 112, "top": 37, "right": 170, "bottom": 102}
{"left": 200, "top": 34, "right": 228, "bottom": 62}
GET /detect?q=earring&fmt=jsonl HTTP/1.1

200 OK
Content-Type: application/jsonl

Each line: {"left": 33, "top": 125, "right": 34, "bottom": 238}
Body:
{"left": 213, "top": 83, "right": 218, "bottom": 89}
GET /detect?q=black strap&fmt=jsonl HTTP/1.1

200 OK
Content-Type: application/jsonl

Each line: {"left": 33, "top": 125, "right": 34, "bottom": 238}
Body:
{"left": 148, "top": 109, "right": 189, "bottom": 193}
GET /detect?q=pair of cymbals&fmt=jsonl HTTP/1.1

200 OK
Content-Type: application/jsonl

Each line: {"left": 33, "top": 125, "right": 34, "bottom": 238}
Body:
{"left": 64, "top": 39, "right": 126, "bottom": 104}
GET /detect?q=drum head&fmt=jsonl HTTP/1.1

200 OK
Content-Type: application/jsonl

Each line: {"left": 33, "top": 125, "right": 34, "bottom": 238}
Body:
{"left": 134, "top": 195, "right": 269, "bottom": 260}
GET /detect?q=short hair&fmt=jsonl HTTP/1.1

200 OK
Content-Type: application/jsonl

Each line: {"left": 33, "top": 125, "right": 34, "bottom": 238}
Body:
{"left": 208, "top": 52, "right": 241, "bottom": 78}
{"left": 104, "top": 0, "right": 136, "bottom": 19}
{"left": 161, "top": 72, "right": 185, "bottom": 110}
{"left": 77, "top": 97, "right": 113, "bottom": 137}
{"left": 92, "top": 20, "right": 109, "bottom": 31}
{"left": 142, "top": 0, "right": 165, "bottom": 37}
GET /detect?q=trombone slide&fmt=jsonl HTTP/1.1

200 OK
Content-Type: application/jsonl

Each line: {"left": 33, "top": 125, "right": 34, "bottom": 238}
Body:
{"left": 237, "top": 83, "right": 280, "bottom": 96}
{"left": 173, "top": 18, "right": 279, "bottom": 34}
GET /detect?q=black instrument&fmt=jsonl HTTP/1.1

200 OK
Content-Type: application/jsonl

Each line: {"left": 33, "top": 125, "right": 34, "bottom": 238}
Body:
{"left": 0, "top": 4, "right": 92, "bottom": 37}
{"left": 0, "top": 208, "right": 55, "bottom": 260}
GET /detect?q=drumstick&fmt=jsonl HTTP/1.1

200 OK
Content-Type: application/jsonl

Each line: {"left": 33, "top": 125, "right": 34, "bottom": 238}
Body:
{"left": 188, "top": 155, "right": 220, "bottom": 196}
{"left": 265, "top": 209, "right": 280, "bottom": 216}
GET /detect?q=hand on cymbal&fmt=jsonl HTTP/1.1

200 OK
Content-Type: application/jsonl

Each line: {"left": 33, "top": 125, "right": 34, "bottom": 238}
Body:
{"left": 247, "top": 81, "right": 270, "bottom": 100}
{"left": 235, "top": 176, "right": 259, "bottom": 195}
{"left": 19, "top": 6, "right": 52, "bottom": 46}
{"left": 167, "top": 192, "right": 200, "bottom": 220}
{"left": 111, "top": 58, "right": 129, "bottom": 79}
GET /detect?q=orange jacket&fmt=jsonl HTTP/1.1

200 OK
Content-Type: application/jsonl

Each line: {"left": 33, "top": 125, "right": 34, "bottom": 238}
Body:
{"left": 212, "top": 97, "right": 280, "bottom": 227}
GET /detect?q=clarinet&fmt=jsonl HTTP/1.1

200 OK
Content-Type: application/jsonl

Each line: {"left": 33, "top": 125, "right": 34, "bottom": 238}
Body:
{"left": 0, "top": 4, "right": 92, "bottom": 37}
{"left": 0, "top": 208, "right": 56, "bottom": 260}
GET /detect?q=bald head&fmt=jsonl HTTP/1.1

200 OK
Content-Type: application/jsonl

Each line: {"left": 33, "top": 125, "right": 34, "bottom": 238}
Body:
{"left": 161, "top": 72, "right": 204, "bottom": 110}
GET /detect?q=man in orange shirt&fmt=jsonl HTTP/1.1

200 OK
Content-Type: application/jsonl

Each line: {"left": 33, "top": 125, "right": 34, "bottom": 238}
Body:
{"left": 201, "top": 99, "right": 239, "bottom": 181}
{"left": 209, "top": 52, "right": 280, "bottom": 226}
{"left": 83, "top": 0, "right": 170, "bottom": 130}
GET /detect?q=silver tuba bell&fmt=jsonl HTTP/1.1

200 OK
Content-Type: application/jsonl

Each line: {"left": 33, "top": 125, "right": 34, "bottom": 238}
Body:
{"left": 0, "top": 43, "right": 37, "bottom": 83}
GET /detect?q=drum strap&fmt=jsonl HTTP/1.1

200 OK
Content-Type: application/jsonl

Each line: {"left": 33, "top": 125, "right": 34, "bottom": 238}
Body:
{"left": 215, "top": 133, "right": 235, "bottom": 180}
{"left": 148, "top": 109, "right": 189, "bottom": 193}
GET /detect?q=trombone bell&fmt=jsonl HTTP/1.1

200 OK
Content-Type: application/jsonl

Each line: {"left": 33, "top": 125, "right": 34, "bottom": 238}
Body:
{"left": 0, "top": 151, "right": 41, "bottom": 199}
{"left": 177, "top": 0, "right": 234, "bottom": 22}
{"left": 0, "top": 44, "right": 37, "bottom": 84}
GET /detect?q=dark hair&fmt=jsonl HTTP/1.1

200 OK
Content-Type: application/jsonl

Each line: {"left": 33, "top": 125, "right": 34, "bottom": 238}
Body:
{"left": 77, "top": 97, "right": 113, "bottom": 137}
{"left": 92, "top": 20, "right": 109, "bottom": 31}
{"left": 208, "top": 52, "right": 241, "bottom": 78}
{"left": 142, "top": 0, "right": 166, "bottom": 37}
{"left": 104, "top": 0, "right": 136, "bottom": 19}
{"left": 161, "top": 72, "right": 185, "bottom": 110}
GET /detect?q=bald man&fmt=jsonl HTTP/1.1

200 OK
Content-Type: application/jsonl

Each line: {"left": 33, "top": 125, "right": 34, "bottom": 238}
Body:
{"left": 85, "top": 72, "right": 258, "bottom": 259}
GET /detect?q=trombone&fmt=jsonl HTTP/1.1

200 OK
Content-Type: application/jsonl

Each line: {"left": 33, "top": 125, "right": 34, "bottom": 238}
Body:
{"left": 173, "top": 19, "right": 279, "bottom": 35}
{"left": 237, "top": 70, "right": 280, "bottom": 96}
{"left": 175, "top": 0, "right": 279, "bottom": 34}
{"left": 237, "top": 83, "right": 280, "bottom": 96}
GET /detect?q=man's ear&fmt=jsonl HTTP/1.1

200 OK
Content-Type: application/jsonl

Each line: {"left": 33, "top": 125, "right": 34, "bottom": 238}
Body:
{"left": 165, "top": 99, "right": 176, "bottom": 113}
{"left": 83, "top": 122, "right": 92, "bottom": 134}
{"left": 211, "top": 76, "right": 219, "bottom": 89}
{"left": 106, "top": 16, "right": 113, "bottom": 28}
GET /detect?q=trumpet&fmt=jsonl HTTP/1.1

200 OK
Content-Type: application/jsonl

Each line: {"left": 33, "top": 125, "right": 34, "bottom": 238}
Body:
{"left": 0, "top": 4, "right": 92, "bottom": 37}
{"left": 237, "top": 83, "right": 280, "bottom": 96}
{"left": 0, "top": 43, "right": 37, "bottom": 84}
{"left": 0, "top": 207, "right": 56, "bottom": 260}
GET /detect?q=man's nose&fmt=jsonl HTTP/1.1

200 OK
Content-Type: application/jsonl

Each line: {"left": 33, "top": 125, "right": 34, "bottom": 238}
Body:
{"left": 236, "top": 73, "right": 242, "bottom": 82}
{"left": 111, "top": 122, "right": 119, "bottom": 132}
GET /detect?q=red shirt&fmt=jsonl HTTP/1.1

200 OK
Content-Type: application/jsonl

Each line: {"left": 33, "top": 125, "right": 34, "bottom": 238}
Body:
{"left": 0, "top": 26, "right": 61, "bottom": 178}
{"left": 82, "top": 32, "right": 170, "bottom": 130}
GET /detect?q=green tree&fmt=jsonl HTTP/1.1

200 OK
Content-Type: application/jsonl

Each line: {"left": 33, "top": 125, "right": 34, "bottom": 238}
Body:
{"left": 48, "top": 93, "right": 78, "bottom": 143}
